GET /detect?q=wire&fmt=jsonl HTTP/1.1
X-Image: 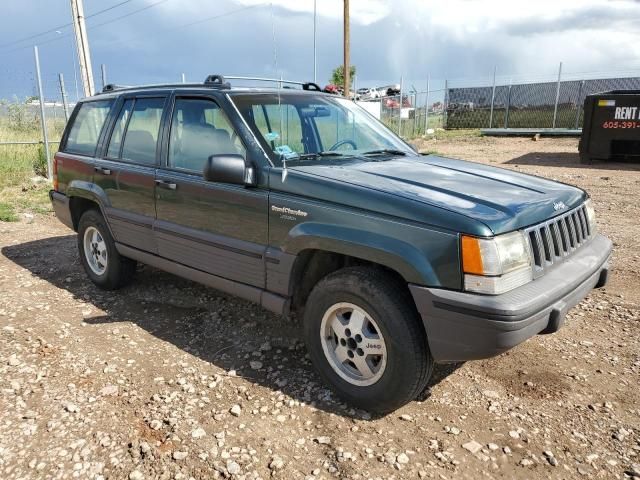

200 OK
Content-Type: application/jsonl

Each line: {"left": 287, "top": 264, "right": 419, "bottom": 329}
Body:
{"left": 87, "top": 0, "right": 170, "bottom": 30}
{"left": 0, "top": 0, "right": 137, "bottom": 50}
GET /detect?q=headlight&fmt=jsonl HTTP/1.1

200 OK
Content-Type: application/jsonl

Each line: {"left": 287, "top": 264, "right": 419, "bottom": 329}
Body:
{"left": 461, "top": 231, "right": 533, "bottom": 295}
{"left": 585, "top": 199, "right": 597, "bottom": 234}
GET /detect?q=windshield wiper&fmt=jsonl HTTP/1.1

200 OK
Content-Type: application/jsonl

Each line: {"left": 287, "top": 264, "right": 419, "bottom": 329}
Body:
{"left": 361, "top": 149, "right": 407, "bottom": 156}
{"left": 291, "top": 151, "right": 348, "bottom": 160}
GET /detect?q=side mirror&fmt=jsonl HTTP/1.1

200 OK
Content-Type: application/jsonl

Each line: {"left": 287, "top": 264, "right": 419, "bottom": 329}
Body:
{"left": 203, "top": 154, "right": 256, "bottom": 186}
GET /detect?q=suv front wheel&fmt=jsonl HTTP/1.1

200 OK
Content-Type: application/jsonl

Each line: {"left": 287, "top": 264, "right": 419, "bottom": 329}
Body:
{"left": 303, "top": 267, "right": 433, "bottom": 414}
{"left": 77, "top": 209, "right": 136, "bottom": 290}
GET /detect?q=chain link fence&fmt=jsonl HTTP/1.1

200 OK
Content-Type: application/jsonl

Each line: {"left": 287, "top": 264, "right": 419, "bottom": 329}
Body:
{"left": 445, "top": 76, "right": 640, "bottom": 129}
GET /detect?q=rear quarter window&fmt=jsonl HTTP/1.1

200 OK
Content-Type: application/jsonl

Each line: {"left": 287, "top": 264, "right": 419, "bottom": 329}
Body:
{"left": 64, "top": 100, "right": 112, "bottom": 156}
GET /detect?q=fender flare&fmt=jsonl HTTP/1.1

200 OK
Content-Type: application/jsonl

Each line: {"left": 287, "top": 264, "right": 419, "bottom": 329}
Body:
{"left": 282, "top": 222, "right": 439, "bottom": 286}
{"left": 66, "top": 181, "right": 112, "bottom": 231}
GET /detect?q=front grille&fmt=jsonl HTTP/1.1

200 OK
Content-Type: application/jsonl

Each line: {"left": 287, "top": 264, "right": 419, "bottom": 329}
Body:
{"left": 524, "top": 204, "right": 593, "bottom": 278}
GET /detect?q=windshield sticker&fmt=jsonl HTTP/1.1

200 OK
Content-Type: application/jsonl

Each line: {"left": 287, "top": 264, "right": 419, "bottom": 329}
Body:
{"left": 265, "top": 131, "right": 280, "bottom": 141}
{"left": 275, "top": 145, "right": 297, "bottom": 158}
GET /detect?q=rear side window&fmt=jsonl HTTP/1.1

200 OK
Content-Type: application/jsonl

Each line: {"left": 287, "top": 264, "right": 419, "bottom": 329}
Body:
{"left": 106, "top": 99, "right": 134, "bottom": 159}
{"left": 64, "top": 100, "right": 111, "bottom": 156}
{"left": 119, "top": 98, "right": 165, "bottom": 165}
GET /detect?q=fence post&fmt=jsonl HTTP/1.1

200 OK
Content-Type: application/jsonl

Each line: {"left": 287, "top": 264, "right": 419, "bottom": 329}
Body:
{"left": 34, "top": 46, "right": 52, "bottom": 180}
{"left": 412, "top": 89, "right": 418, "bottom": 136}
{"left": 489, "top": 66, "right": 497, "bottom": 128}
{"left": 101, "top": 64, "right": 107, "bottom": 90}
{"left": 443, "top": 79, "right": 448, "bottom": 129}
{"left": 504, "top": 82, "right": 512, "bottom": 129}
{"left": 552, "top": 61, "right": 563, "bottom": 128}
{"left": 58, "top": 73, "right": 69, "bottom": 122}
{"left": 398, "top": 75, "right": 404, "bottom": 136}
{"left": 574, "top": 79, "right": 584, "bottom": 130}
{"left": 424, "top": 75, "right": 430, "bottom": 134}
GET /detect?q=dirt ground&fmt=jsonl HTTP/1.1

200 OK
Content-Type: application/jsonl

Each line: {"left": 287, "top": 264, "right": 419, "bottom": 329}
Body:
{"left": 0, "top": 135, "right": 639, "bottom": 480}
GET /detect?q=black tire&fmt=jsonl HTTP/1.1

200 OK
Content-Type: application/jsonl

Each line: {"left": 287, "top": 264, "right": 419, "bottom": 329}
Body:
{"left": 77, "top": 209, "right": 136, "bottom": 290}
{"left": 303, "top": 266, "right": 433, "bottom": 414}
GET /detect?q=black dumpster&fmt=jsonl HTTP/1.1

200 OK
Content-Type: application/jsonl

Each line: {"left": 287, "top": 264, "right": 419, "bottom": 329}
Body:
{"left": 579, "top": 90, "right": 640, "bottom": 163}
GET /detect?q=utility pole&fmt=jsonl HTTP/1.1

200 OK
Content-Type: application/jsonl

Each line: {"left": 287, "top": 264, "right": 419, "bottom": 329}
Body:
{"left": 313, "top": 0, "right": 317, "bottom": 83}
{"left": 70, "top": 0, "right": 95, "bottom": 97}
{"left": 343, "top": 0, "right": 350, "bottom": 98}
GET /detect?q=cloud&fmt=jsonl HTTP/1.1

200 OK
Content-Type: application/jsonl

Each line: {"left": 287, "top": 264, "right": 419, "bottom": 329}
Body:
{"left": 1, "top": 0, "right": 640, "bottom": 98}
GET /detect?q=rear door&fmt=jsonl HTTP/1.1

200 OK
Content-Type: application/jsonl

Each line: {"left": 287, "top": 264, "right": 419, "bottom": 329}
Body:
{"left": 154, "top": 94, "right": 268, "bottom": 287}
{"left": 94, "top": 95, "right": 168, "bottom": 253}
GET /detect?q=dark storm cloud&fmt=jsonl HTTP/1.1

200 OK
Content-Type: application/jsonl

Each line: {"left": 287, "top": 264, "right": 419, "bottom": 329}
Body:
{"left": 0, "top": 0, "right": 639, "bottom": 99}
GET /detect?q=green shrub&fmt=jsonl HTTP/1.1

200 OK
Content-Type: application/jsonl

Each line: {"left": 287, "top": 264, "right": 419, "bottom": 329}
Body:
{"left": 32, "top": 144, "right": 49, "bottom": 177}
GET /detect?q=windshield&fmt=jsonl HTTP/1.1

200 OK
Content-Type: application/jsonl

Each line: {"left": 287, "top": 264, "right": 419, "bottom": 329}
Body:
{"left": 230, "top": 93, "right": 414, "bottom": 166}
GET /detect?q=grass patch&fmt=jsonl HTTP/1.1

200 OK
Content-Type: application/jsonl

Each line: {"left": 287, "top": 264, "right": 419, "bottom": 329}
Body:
{"left": 0, "top": 201, "right": 18, "bottom": 222}
{"left": 0, "top": 116, "right": 63, "bottom": 218}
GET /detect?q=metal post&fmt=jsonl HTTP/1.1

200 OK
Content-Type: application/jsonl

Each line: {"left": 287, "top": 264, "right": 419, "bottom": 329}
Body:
{"left": 313, "top": 0, "right": 317, "bottom": 83}
{"left": 489, "top": 66, "right": 497, "bottom": 128}
{"left": 398, "top": 75, "right": 404, "bottom": 136}
{"left": 34, "top": 46, "right": 52, "bottom": 180}
{"left": 58, "top": 73, "right": 69, "bottom": 122}
{"left": 574, "top": 80, "right": 584, "bottom": 130}
{"left": 100, "top": 63, "right": 107, "bottom": 89}
{"left": 413, "top": 90, "right": 418, "bottom": 136}
{"left": 552, "top": 61, "right": 563, "bottom": 128}
{"left": 181, "top": 73, "right": 186, "bottom": 84}
{"left": 424, "top": 75, "right": 430, "bottom": 134}
{"left": 504, "top": 82, "right": 512, "bottom": 129}
{"left": 443, "top": 79, "right": 449, "bottom": 129}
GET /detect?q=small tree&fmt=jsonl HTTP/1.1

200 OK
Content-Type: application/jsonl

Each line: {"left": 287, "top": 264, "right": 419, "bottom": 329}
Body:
{"left": 330, "top": 65, "right": 356, "bottom": 87}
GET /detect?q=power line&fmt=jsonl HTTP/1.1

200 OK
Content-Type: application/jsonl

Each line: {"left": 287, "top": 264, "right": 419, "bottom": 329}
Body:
{"left": 87, "top": 0, "right": 170, "bottom": 30}
{"left": 0, "top": 0, "right": 136, "bottom": 50}
{"left": 0, "top": 0, "right": 170, "bottom": 57}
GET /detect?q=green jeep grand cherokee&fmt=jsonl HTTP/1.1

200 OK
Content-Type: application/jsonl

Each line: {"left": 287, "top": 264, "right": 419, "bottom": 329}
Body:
{"left": 49, "top": 75, "right": 611, "bottom": 413}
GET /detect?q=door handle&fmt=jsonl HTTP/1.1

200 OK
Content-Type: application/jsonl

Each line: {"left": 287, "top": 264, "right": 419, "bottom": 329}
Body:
{"left": 155, "top": 179, "right": 177, "bottom": 190}
{"left": 94, "top": 166, "right": 111, "bottom": 175}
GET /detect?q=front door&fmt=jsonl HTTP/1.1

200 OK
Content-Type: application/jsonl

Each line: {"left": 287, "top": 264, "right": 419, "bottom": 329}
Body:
{"left": 94, "top": 96, "right": 167, "bottom": 253}
{"left": 154, "top": 95, "right": 268, "bottom": 288}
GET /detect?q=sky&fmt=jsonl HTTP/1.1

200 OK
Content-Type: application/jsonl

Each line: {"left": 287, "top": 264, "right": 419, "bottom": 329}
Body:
{"left": 1, "top": 0, "right": 640, "bottom": 101}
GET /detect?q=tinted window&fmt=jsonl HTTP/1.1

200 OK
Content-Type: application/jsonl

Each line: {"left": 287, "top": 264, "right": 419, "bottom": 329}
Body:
{"left": 106, "top": 99, "right": 134, "bottom": 158}
{"left": 120, "top": 98, "right": 165, "bottom": 164}
{"left": 168, "top": 98, "right": 245, "bottom": 172}
{"left": 65, "top": 100, "right": 111, "bottom": 156}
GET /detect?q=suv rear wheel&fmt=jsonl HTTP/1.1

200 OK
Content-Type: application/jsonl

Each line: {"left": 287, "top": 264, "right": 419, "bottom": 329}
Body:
{"left": 303, "top": 267, "right": 433, "bottom": 414}
{"left": 77, "top": 209, "right": 136, "bottom": 290}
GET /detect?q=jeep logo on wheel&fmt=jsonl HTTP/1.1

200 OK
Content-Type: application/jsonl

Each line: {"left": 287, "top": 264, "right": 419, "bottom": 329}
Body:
{"left": 366, "top": 343, "right": 382, "bottom": 350}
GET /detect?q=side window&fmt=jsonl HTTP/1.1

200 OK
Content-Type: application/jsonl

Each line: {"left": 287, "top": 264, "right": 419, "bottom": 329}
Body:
{"left": 106, "top": 99, "right": 134, "bottom": 158}
{"left": 120, "top": 98, "right": 165, "bottom": 165}
{"left": 64, "top": 100, "right": 111, "bottom": 156}
{"left": 169, "top": 98, "right": 245, "bottom": 172}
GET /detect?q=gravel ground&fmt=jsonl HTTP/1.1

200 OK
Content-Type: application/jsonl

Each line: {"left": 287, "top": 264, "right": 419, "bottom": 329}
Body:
{"left": 0, "top": 135, "right": 639, "bottom": 480}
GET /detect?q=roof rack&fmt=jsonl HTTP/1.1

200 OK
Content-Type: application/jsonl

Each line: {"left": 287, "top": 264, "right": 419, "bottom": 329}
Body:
{"left": 99, "top": 74, "right": 322, "bottom": 94}
{"left": 224, "top": 75, "right": 321, "bottom": 91}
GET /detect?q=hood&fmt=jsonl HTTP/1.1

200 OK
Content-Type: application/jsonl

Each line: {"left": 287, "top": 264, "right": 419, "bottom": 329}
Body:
{"left": 288, "top": 154, "right": 586, "bottom": 235}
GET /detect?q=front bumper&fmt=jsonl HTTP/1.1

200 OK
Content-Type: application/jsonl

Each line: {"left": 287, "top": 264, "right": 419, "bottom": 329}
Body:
{"left": 49, "top": 190, "right": 74, "bottom": 230}
{"left": 410, "top": 234, "right": 612, "bottom": 363}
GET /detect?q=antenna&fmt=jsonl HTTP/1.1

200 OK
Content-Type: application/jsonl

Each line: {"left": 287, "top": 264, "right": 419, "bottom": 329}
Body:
{"left": 270, "top": 2, "right": 288, "bottom": 181}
